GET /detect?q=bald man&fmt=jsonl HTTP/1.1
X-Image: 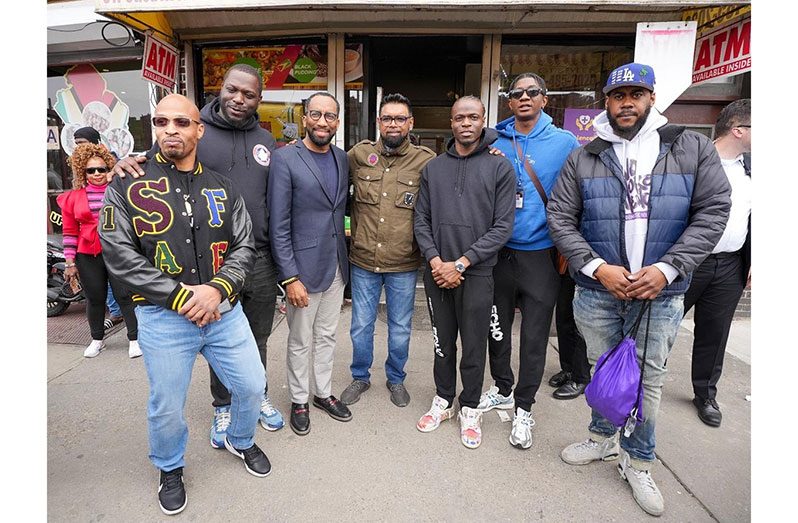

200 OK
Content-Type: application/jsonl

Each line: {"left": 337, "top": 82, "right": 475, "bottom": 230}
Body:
{"left": 100, "top": 94, "right": 271, "bottom": 515}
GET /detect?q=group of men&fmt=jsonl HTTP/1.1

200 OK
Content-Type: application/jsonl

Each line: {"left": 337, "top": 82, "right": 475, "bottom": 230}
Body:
{"left": 99, "top": 61, "right": 750, "bottom": 517}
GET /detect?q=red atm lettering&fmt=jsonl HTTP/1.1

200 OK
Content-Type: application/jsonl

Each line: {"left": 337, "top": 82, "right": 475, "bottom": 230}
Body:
{"left": 694, "top": 21, "right": 750, "bottom": 70}
{"left": 146, "top": 42, "right": 176, "bottom": 77}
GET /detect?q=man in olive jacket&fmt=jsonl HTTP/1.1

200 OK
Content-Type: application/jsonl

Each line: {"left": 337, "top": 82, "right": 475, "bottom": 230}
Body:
{"left": 340, "top": 93, "right": 436, "bottom": 408}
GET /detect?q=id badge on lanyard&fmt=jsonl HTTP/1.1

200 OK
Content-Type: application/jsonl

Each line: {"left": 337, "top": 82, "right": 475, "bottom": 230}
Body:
{"left": 515, "top": 187, "right": 524, "bottom": 209}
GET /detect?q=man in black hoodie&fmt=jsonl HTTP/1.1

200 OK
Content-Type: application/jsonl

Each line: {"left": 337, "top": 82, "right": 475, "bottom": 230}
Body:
{"left": 414, "top": 96, "right": 515, "bottom": 449}
{"left": 111, "top": 64, "right": 284, "bottom": 445}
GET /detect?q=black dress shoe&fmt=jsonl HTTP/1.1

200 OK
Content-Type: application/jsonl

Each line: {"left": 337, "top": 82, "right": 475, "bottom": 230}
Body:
{"left": 290, "top": 402, "right": 310, "bottom": 435}
{"left": 553, "top": 381, "right": 588, "bottom": 400}
{"left": 548, "top": 370, "right": 572, "bottom": 388}
{"left": 312, "top": 395, "right": 352, "bottom": 422}
{"left": 224, "top": 437, "right": 272, "bottom": 477}
{"left": 693, "top": 397, "right": 722, "bottom": 427}
{"left": 158, "top": 467, "right": 187, "bottom": 515}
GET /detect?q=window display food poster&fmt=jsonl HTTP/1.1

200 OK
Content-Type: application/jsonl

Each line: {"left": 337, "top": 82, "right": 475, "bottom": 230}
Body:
{"left": 52, "top": 64, "right": 135, "bottom": 158}
{"left": 203, "top": 44, "right": 363, "bottom": 145}
{"left": 202, "top": 43, "right": 363, "bottom": 91}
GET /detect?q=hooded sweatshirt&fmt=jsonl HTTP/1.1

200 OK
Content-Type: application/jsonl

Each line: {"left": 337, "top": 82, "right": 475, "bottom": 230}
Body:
{"left": 413, "top": 128, "right": 516, "bottom": 276}
{"left": 146, "top": 98, "right": 278, "bottom": 250}
{"left": 494, "top": 112, "right": 579, "bottom": 250}
{"left": 589, "top": 107, "right": 676, "bottom": 280}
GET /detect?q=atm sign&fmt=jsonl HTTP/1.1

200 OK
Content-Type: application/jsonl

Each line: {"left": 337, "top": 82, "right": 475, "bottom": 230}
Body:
{"left": 141, "top": 35, "right": 178, "bottom": 90}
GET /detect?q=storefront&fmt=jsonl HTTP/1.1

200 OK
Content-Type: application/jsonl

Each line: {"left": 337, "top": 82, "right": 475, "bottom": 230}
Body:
{"left": 47, "top": 0, "right": 166, "bottom": 234}
{"left": 90, "top": 0, "right": 750, "bottom": 152}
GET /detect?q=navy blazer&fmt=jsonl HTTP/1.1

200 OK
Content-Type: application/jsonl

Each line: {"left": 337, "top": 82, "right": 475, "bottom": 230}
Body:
{"left": 268, "top": 139, "right": 350, "bottom": 293}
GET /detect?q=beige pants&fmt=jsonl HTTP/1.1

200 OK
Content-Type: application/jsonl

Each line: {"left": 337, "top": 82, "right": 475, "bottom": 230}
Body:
{"left": 285, "top": 267, "right": 345, "bottom": 403}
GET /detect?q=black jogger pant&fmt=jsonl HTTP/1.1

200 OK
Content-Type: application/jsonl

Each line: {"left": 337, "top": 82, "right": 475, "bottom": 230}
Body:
{"left": 487, "top": 247, "right": 560, "bottom": 412}
{"left": 75, "top": 252, "right": 138, "bottom": 341}
{"left": 423, "top": 269, "right": 493, "bottom": 410}
{"left": 555, "top": 271, "right": 591, "bottom": 384}
{"left": 683, "top": 251, "right": 745, "bottom": 401}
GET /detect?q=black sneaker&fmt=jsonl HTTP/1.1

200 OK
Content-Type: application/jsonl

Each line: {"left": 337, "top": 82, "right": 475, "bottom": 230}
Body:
{"left": 386, "top": 381, "right": 410, "bottom": 407}
{"left": 224, "top": 437, "right": 272, "bottom": 477}
{"left": 312, "top": 395, "right": 352, "bottom": 421}
{"left": 158, "top": 467, "right": 187, "bottom": 516}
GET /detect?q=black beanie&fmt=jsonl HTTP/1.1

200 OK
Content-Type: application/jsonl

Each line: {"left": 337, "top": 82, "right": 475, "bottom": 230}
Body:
{"left": 73, "top": 127, "right": 101, "bottom": 144}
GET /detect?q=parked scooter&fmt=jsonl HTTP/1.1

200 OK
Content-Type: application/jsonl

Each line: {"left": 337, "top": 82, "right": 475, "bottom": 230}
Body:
{"left": 47, "top": 237, "right": 85, "bottom": 317}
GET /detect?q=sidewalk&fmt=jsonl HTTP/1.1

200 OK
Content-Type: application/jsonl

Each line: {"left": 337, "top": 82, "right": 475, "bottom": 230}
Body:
{"left": 47, "top": 307, "right": 750, "bottom": 521}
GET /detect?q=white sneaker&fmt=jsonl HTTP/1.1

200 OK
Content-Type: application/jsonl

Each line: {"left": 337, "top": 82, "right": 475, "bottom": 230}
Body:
{"left": 476, "top": 385, "right": 514, "bottom": 411}
{"left": 128, "top": 340, "right": 142, "bottom": 359}
{"left": 509, "top": 407, "right": 535, "bottom": 449}
{"left": 458, "top": 406, "right": 483, "bottom": 449}
{"left": 618, "top": 450, "right": 665, "bottom": 516}
{"left": 416, "top": 395, "right": 455, "bottom": 433}
{"left": 83, "top": 340, "right": 105, "bottom": 358}
{"left": 561, "top": 433, "right": 620, "bottom": 465}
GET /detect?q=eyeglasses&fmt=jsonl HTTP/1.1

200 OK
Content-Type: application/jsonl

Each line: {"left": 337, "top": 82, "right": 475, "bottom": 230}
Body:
{"left": 152, "top": 116, "right": 201, "bottom": 128}
{"left": 85, "top": 167, "right": 109, "bottom": 174}
{"left": 736, "top": 125, "right": 751, "bottom": 128}
{"left": 379, "top": 115, "right": 411, "bottom": 125}
{"left": 306, "top": 110, "right": 338, "bottom": 123}
{"left": 508, "top": 87, "right": 546, "bottom": 100}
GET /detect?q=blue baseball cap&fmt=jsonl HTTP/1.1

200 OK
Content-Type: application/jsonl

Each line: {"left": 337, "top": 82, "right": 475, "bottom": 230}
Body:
{"left": 602, "top": 62, "right": 656, "bottom": 94}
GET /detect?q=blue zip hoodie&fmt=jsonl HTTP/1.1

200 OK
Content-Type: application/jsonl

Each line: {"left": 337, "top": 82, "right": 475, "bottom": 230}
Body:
{"left": 494, "top": 112, "right": 579, "bottom": 250}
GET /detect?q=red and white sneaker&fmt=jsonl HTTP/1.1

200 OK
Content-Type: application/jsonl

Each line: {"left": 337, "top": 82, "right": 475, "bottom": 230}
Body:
{"left": 458, "top": 406, "right": 483, "bottom": 449}
{"left": 416, "top": 395, "right": 455, "bottom": 433}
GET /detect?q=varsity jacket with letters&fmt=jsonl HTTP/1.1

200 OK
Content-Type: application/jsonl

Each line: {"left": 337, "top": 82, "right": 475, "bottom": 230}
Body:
{"left": 99, "top": 152, "right": 255, "bottom": 311}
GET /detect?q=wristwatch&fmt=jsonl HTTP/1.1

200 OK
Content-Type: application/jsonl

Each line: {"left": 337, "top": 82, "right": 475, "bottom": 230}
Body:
{"left": 454, "top": 261, "right": 466, "bottom": 273}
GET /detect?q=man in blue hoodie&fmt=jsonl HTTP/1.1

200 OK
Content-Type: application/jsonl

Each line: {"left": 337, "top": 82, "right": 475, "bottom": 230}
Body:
{"left": 110, "top": 64, "right": 285, "bottom": 445}
{"left": 476, "top": 73, "right": 579, "bottom": 450}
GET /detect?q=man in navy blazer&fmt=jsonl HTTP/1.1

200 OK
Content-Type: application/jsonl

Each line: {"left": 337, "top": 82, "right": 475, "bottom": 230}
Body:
{"left": 268, "top": 92, "right": 352, "bottom": 435}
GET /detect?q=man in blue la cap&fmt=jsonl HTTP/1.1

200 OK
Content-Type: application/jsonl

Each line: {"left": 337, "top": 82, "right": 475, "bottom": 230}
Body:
{"left": 548, "top": 62, "right": 731, "bottom": 517}
{"left": 476, "top": 72, "right": 580, "bottom": 450}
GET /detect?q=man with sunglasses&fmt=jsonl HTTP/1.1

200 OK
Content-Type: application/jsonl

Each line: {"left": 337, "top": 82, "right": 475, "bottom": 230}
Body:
{"left": 548, "top": 63, "right": 730, "bottom": 517}
{"left": 111, "top": 64, "right": 285, "bottom": 448}
{"left": 100, "top": 94, "right": 271, "bottom": 515}
{"left": 268, "top": 92, "right": 352, "bottom": 435}
{"left": 477, "top": 73, "right": 580, "bottom": 450}
{"left": 683, "top": 99, "right": 751, "bottom": 428}
{"left": 339, "top": 93, "right": 436, "bottom": 408}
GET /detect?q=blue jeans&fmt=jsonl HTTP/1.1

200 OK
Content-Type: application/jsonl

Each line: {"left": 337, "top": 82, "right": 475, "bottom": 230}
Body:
{"left": 106, "top": 284, "right": 121, "bottom": 317}
{"left": 573, "top": 288, "right": 683, "bottom": 465}
{"left": 349, "top": 265, "right": 417, "bottom": 384}
{"left": 135, "top": 303, "right": 265, "bottom": 472}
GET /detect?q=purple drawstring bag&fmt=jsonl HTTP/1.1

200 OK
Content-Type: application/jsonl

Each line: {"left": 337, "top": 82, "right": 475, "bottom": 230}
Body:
{"left": 585, "top": 301, "right": 652, "bottom": 433}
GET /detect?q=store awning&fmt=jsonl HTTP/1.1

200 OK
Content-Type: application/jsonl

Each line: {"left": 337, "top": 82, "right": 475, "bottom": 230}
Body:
{"left": 95, "top": 1, "right": 750, "bottom": 40}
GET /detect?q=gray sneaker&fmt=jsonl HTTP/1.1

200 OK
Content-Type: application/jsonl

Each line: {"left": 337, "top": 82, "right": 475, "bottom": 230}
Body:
{"left": 560, "top": 434, "right": 620, "bottom": 465}
{"left": 386, "top": 381, "right": 410, "bottom": 407}
{"left": 618, "top": 450, "right": 664, "bottom": 516}
{"left": 340, "top": 380, "right": 370, "bottom": 405}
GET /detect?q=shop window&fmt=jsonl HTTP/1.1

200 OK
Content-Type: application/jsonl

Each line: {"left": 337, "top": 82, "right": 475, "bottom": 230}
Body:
{"left": 198, "top": 39, "right": 340, "bottom": 147}
{"left": 47, "top": 61, "right": 155, "bottom": 234}
{"left": 499, "top": 40, "right": 633, "bottom": 129}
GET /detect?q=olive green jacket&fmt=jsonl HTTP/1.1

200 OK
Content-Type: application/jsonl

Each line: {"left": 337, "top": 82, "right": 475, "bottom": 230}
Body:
{"left": 348, "top": 138, "right": 436, "bottom": 273}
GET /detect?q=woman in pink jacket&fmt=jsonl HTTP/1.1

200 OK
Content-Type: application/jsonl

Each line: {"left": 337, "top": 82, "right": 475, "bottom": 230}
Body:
{"left": 57, "top": 143, "right": 140, "bottom": 358}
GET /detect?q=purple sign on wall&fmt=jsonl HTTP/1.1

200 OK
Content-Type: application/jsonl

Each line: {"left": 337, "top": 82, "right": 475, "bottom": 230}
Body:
{"left": 564, "top": 108, "right": 603, "bottom": 147}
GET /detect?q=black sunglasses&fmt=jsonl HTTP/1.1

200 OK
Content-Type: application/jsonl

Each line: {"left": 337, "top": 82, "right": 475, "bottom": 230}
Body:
{"left": 152, "top": 116, "right": 201, "bottom": 128}
{"left": 508, "top": 87, "right": 546, "bottom": 100}
{"left": 85, "top": 167, "right": 109, "bottom": 174}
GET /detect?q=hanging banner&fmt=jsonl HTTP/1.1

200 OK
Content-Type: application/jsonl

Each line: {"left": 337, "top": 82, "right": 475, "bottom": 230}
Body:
{"left": 563, "top": 109, "right": 603, "bottom": 147}
{"left": 691, "top": 15, "right": 751, "bottom": 85}
{"left": 634, "top": 21, "right": 697, "bottom": 112}
{"left": 141, "top": 34, "right": 178, "bottom": 91}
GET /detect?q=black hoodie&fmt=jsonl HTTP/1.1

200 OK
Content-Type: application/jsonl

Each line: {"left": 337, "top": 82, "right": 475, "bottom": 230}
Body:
{"left": 197, "top": 98, "right": 278, "bottom": 250}
{"left": 414, "top": 128, "right": 516, "bottom": 276}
